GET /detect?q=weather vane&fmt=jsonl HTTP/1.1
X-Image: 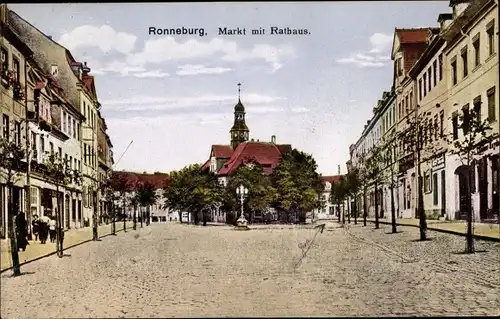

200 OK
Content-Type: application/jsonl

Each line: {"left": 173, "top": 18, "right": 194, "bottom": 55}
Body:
{"left": 238, "top": 82, "right": 241, "bottom": 100}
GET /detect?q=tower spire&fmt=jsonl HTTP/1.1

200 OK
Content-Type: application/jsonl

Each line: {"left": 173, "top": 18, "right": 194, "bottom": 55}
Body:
{"left": 237, "top": 82, "right": 241, "bottom": 101}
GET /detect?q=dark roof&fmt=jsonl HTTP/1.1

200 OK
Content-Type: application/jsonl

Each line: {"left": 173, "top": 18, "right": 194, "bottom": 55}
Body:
{"left": 320, "top": 175, "right": 343, "bottom": 184}
{"left": 234, "top": 99, "right": 245, "bottom": 112}
{"left": 112, "top": 171, "right": 170, "bottom": 191}
{"left": 212, "top": 145, "right": 234, "bottom": 158}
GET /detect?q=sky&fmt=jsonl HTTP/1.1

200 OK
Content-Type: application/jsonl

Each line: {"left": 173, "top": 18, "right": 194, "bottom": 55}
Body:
{"left": 11, "top": 2, "right": 451, "bottom": 175}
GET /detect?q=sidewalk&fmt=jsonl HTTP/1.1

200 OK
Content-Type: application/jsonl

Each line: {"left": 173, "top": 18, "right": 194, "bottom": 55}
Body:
{"left": 1, "top": 221, "right": 135, "bottom": 272}
{"left": 364, "top": 217, "right": 500, "bottom": 241}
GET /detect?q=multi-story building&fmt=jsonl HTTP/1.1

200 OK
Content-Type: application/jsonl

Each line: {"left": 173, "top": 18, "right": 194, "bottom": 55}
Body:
{"left": 440, "top": 0, "right": 498, "bottom": 221}
{"left": 314, "top": 175, "right": 342, "bottom": 220}
{"left": 347, "top": 0, "right": 499, "bottom": 222}
{"left": 9, "top": 8, "right": 113, "bottom": 228}
{"left": 0, "top": 8, "right": 32, "bottom": 237}
{"left": 97, "top": 112, "right": 113, "bottom": 223}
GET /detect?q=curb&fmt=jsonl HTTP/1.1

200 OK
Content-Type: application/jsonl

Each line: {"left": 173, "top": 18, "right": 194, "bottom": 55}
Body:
{"left": 367, "top": 220, "right": 500, "bottom": 242}
{"left": 0, "top": 225, "right": 133, "bottom": 274}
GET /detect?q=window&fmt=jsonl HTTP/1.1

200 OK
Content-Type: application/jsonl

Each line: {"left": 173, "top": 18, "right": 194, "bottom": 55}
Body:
{"left": 14, "top": 121, "right": 21, "bottom": 145}
{"left": 398, "top": 102, "right": 402, "bottom": 119}
{"left": 84, "top": 144, "right": 87, "bottom": 164}
{"left": 69, "top": 156, "right": 73, "bottom": 169}
{"left": 78, "top": 160, "right": 81, "bottom": 170}
{"left": 433, "top": 173, "right": 438, "bottom": 205}
{"left": 396, "top": 58, "right": 403, "bottom": 76}
{"left": 451, "top": 58, "right": 457, "bottom": 85}
{"left": 62, "top": 111, "right": 66, "bottom": 132}
{"left": 0, "top": 47, "right": 7, "bottom": 71}
{"left": 12, "top": 57, "right": 20, "bottom": 82}
{"left": 66, "top": 113, "right": 69, "bottom": 133}
{"left": 76, "top": 123, "right": 80, "bottom": 140}
{"left": 487, "top": 21, "right": 495, "bottom": 57}
{"left": 473, "top": 35, "right": 480, "bottom": 68}
{"left": 424, "top": 170, "right": 432, "bottom": 193}
{"left": 405, "top": 95, "right": 409, "bottom": 114}
{"left": 452, "top": 111, "right": 459, "bottom": 140}
{"left": 72, "top": 119, "right": 76, "bottom": 138}
{"left": 409, "top": 91, "right": 413, "bottom": 110}
{"left": 473, "top": 96, "right": 481, "bottom": 122}
{"left": 462, "top": 104, "right": 470, "bottom": 135}
{"left": 31, "top": 132, "right": 37, "bottom": 156}
{"left": 432, "top": 60, "right": 437, "bottom": 86}
{"left": 423, "top": 76, "right": 427, "bottom": 96}
{"left": 434, "top": 115, "right": 438, "bottom": 141}
{"left": 64, "top": 154, "right": 68, "bottom": 167}
{"left": 427, "top": 67, "right": 432, "bottom": 90}
{"left": 440, "top": 110, "right": 444, "bottom": 137}
{"left": 49, "top": 142, "right": 54, "bottom": 155}
{"left": 461, "top": 48, "right": 468, "bottom": 77}
{"left": 58, "top": 147, "right": 62, "bottom": 159}
{"left": 418, "top": 79, "right": 423, "bottom": 100}
{"left": 438, "top": 54, "right": 443, "bottom": 81}
{"left": 487, "top": 87, "right": 496, "bottom": 121}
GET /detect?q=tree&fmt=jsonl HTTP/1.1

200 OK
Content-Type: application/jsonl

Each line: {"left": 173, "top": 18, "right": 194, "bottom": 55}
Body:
{"left": 270, "top": 149, "right": 323, "bottom": 223}
{"left": 101, "top": 175, "right": 118, "bottom": 235}
{"left": 136, "top": 181, "right": 157, "bottom": 226}
{"left": 0, "top": 134, "right": 26, "bottom": 276}
{"left": 130, "top": 193, "right": 139, "bottom": 230}
{"left": 43, "top": 152, "right": 82, "bottom": 257}
{"left": 344, "top": 169, "right": 362, "bottom": 225}
{"left": 379, "top": 130, "right": 400, "bottom": 234}
{"left": 163, "top": 164, "right": 223, "bottom": 225}
{"left": 108, "top": 171, "right": 134, "bottom": 232}
{"left": 330, "top": 176, "right": 348, "bottom": 226}
{"left": 225, "top": 165, "right": 274, "bottom": 224}
{"left": 362, "top": 145, "right": 385, "bottom": 229}
{"left": 445, "top": 105, "right": 493, "bottom": 253}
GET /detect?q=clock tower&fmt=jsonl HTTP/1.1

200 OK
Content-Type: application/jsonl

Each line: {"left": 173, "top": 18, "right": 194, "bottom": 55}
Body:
{"left": 230, "top": 83, "right": 249, "bottom": 149}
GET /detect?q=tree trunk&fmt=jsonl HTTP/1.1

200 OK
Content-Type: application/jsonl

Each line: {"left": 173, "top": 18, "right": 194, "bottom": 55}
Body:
{"left": 417, "top": 146, "right": 427, "bottom": 241}
{"left": 374, "top": 183, "right": 379, "bottom": 229}
{"left": 111, "top": 201, "right": 116, "bottom": 235}
{"left": 341, "top": 201, "right": 345, "bottom": 225}
{"left": 203, "top": 209, "right": 207, "bottom": 226}
{"left": 466, "top": 162, "right": 474, "bottom": 253}
{"left": 178, "top": 211, "right": 182, "bottom": 224}
{"left": 353, "top": 195, "right": 358, "bottom": 225}
{"left": 122, "top": 196, "right": 126, "bottom": 232}
{"left": 390, "top": 181, "right": 397, "bottom": 233}
{"left": 55, "top": 188, "right": 63, "bottom": 258}
{"left": 347, "top": 197, "right": 351, "bottom": 224}
{"left": 337, "top": 203, "right": 341, "bottom": 222}
{"left": 133, "top": 205, "right": 137, "bottom": 230}
{"left": 363, "top": 187, "right": 367, "bottom": 226}
{"left": 92, "top": 192, "right": 98, "bottom": 241}
{"left": 7, "top": 183, "right": 21, "bottom": 276}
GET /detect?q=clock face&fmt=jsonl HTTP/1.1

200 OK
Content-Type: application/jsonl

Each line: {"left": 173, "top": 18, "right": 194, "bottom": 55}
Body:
{"left": 240, "top": 132, "right": 245, "bottom": 137}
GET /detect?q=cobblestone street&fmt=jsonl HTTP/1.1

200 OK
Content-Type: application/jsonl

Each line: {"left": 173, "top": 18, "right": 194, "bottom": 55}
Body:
{"left": 1, "top": 222, "right": 499, "bottom": 318}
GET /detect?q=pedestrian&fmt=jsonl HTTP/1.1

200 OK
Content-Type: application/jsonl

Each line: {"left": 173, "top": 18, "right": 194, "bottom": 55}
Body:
{"left": 32, "top": 215, "right": 40, "bottom": 242}
{"left": 49, "top": 216, "right": 57, "bottom": 243}
{"left": 15, "top": 212, "right": 29, "bottom": 252}
{"left": 38, "top": 215, "right": 50, "bottom": 244}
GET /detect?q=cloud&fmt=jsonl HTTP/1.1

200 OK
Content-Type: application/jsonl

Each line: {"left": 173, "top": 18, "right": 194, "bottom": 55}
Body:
{"left": 335, "top": 32, "right": 392, "bottom": 68}
{"left": 176, "top": 64, "right": 232, "bottom": 76}
{"left": 133, "top": 70, "right": 170, "bottom": 78}
{"left": 60, "top": 25, "right": 295, "bottom": 75}
{"left": 291, "top": 107, "right": 310, "bottom": 113}
{"left": 58, "top": 25, "right": 137, "bottom": 55}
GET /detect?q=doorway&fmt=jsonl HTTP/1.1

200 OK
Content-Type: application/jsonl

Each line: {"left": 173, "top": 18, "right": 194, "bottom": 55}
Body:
{"left": 455, "top": 165, "right": 470, "bottom": 220}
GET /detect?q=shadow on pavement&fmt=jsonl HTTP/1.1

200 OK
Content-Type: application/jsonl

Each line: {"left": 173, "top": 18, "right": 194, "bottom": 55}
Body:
{"left": 4, "top": 271, "right": 36, "bottom": 278}
{"left": 410, "top": 238, "right": 434, "bottom": 242}
{"left": 385, "top": 231, "right": 405, "bottom": 234}
{"left": 452, "top": 249, "right": 488, "bottom": 255}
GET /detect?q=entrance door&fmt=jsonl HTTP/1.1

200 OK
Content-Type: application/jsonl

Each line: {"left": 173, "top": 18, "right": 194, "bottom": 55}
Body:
{"left": 478, "top": 158, "right": 488, "bottom": 220}
{"left": 441, "top": 170, "right": 446, "bottom": 217}
{"left": 456, "top": 166, "right": 470, "bottom": 220}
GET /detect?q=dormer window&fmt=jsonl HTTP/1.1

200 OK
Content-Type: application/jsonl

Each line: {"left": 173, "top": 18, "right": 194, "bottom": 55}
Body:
{"left": 51, "top": 64, "right": 59, "bottom": 77}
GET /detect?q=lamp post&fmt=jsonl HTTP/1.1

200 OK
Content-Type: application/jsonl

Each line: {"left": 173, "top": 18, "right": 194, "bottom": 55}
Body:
{"left": 235, "top": 185, "right": 249, "bottom": 229}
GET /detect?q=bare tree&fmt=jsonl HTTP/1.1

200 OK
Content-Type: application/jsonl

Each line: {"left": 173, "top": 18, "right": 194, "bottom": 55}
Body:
{"left": 379, "top": 129, "right": 400, "bottom": 233}
{"left": 444, "top": 104, "right": 494, "bottom": 253}
{"left": 362, "top": 145, "right": 385, "bottom": 229}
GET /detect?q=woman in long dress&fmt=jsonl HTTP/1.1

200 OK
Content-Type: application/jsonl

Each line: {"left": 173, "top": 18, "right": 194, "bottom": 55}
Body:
{"left": 15, "top": 212, "right": 29, "bottom": 251}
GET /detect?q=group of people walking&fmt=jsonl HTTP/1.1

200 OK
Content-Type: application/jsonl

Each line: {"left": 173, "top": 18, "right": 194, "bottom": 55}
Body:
{"left": 31, "top": 215, "right": 58, "bottom": 244}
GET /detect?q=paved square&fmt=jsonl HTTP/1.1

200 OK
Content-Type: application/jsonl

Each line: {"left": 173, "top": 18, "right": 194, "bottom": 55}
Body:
{"left": 1, "top": 222, "right": 499, "bottom": 318}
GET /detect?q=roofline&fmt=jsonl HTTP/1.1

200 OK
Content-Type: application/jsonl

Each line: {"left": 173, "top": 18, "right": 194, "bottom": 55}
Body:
{"left": 408, "top": 35, "right": 446, "bottom": 78}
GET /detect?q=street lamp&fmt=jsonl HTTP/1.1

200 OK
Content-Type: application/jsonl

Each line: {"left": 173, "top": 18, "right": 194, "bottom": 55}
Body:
{"left": 235, "top": 185, "right": 249, "bottom": 229}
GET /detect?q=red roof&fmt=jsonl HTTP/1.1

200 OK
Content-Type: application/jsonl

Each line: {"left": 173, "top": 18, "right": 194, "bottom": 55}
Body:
{"left": 212, "top": 145, "right": 233, "bottom": 158}
{"left": 200, "top": 159, "right": 210, "bottom": 172}
{"left": 395, "top": 28, "right": 439, "bottom": 44}
{"left": 217, "top": 142, "right": 284, "bottom": 176}
{"left": 111, "top": 171, "right": 170, "bottom": 191}
{"left": 82, "top": 75, "right": 95, "bottom": 96}
{"left": 321, "top": 175, "right": 343, "bottom": 184}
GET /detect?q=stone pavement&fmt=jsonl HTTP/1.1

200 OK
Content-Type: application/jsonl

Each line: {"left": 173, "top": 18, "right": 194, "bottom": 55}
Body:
{"left": 363, "top": 217, "right": 500, "bottom": 240}
{"left": 1, "top": 222, "right": 498, "bottom": 318}
{"left": 0, "top": 221, "right": 135, "bottom": 271}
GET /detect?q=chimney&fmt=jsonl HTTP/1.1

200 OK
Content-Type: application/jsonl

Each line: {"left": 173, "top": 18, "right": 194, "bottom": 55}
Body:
{"left": 0, "top": 4, "right": 7, "bottom": 24}
{"left": 82, "top": 61, "right": 91, "bottom": 74}
{"left": 48, "top": 35, "right": 52, "bottom": 40}
{"left": 271, "top": 135, "right": 276, "bottom": 144}
{"left": 338, "top": 165, "right": 341, "bottom": 175}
